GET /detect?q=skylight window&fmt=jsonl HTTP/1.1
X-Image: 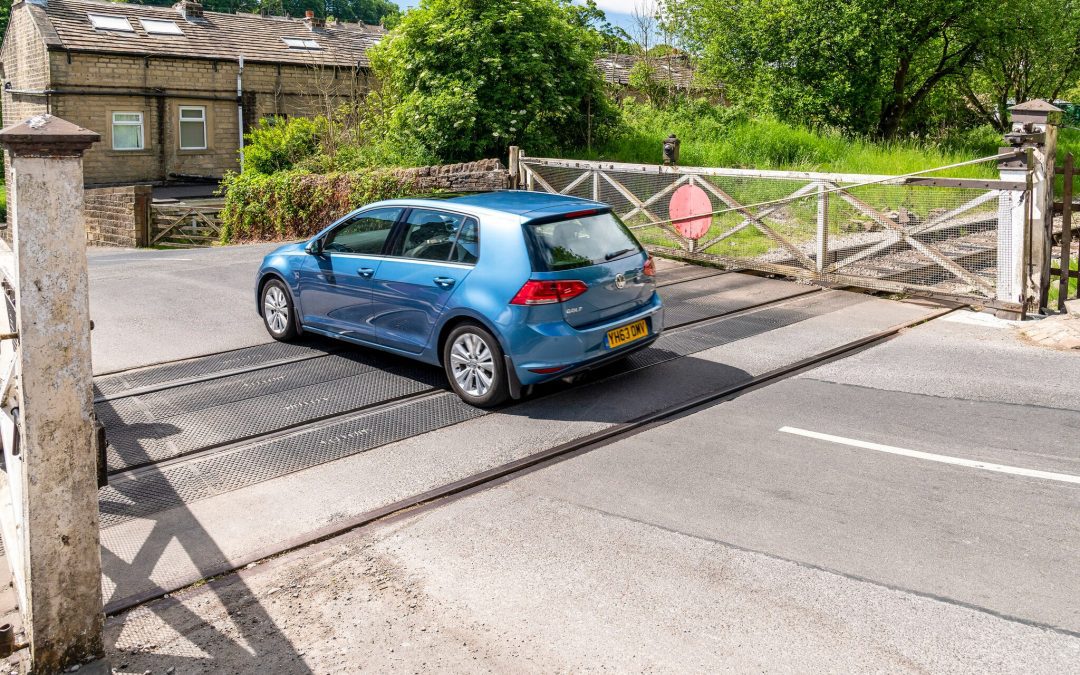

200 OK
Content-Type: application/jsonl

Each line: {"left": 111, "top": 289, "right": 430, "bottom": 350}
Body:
{"left": 140, "top": 18, "right": 184, "bottom": 36}
{"left": 282, "top": 37, "right": 322, "bottom": 50}
{"left": 88, "top": 14, "right": 134, "bottom": 32}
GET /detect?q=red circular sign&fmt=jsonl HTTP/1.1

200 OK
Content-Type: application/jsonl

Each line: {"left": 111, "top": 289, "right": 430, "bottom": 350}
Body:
{"left": 669, "top": 184, "right": 712, "bottom": 240}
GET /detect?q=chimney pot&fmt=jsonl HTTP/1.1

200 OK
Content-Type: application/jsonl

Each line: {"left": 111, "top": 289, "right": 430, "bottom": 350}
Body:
{"left": 174, "top": 0, "right": 204, "bottom": 19}
{"left": 305, "top": 10, "right": 314, "bottom": 18}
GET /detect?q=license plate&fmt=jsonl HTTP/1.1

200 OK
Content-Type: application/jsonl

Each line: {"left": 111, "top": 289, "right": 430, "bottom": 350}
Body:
{"left": 607, "top": 319, "right": 648, "bottom": 349}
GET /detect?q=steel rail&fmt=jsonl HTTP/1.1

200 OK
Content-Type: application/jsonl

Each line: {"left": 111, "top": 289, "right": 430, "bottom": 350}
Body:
{"left": 103, "top": 284, "right": 825, "bottom": 478}
{"left": 103, "top": 302, "right": 959, "bottom": 615}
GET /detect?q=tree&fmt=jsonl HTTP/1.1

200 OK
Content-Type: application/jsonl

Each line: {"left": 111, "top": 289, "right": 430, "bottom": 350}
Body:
{"left": 692, "top": 0, "right": 1008, "bottom": 138}
{"left": 368, "top": 0, "right": 616, "bottom": 162}
{"left": 1, "top": 0, "right": 11, "bottom": 41}
{"left": 962, "top": 0, "right": 1080, "bottom": 130}
{"left": 563, "top": 0, "right": 634, "bottom": 54}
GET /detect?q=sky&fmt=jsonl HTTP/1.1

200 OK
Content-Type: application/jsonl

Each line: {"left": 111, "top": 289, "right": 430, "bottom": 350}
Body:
{"left": 394, "top": 1, "right": 648, "bottom": 35}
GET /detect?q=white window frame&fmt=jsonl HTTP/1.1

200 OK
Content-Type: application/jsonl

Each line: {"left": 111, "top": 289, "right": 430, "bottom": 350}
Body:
{"left": 139, "top": 18, "right": 184, "bottom": 36}
{"left": 87, "top": 14, "right": 134, "bottom": 32}
{"left": 178, "top": 105, "right": 207, "bottom": 151}
{"left": 282, "top": 37, "right": 322, "bottom": 50}
{"left": 111, "top": 111, "right": 144, "bottom": 151}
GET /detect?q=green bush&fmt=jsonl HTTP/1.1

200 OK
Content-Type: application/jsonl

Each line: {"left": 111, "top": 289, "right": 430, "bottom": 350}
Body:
{"left": 243, "top": 116, "right": 324, "bottom": 175}
{"left": 218, "top": 168, "right": 417, "bottom": 243}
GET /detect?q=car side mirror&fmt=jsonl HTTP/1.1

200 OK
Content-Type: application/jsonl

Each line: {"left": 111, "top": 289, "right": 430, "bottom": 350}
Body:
{"left": 305, "top": 238, "right": 323, "bottom": 255}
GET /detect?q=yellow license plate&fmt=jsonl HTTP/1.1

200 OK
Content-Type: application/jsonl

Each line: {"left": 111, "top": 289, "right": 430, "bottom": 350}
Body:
{"left": 607, "top": 319, "right": 649, "bottom": 349}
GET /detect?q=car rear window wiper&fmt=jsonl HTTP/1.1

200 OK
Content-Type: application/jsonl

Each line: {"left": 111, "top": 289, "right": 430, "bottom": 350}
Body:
{"left": 605, "top": 248, "right": 634, "bottom": 260}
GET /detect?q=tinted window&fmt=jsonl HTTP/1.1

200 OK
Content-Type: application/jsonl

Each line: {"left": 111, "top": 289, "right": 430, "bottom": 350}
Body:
{"left": 526, "top": 212, "right": 642, "bottom": 271}
{"left": 324, "top": 208, "right": 402, "bottom": 255}
{"left": 391, "top": 209, "right": 479, "bottom": 263}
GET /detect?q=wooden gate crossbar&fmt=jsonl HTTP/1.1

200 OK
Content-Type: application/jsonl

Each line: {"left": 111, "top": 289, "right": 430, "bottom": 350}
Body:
{"left": 520, "top": 157, "right": 1020, "bottom": 303}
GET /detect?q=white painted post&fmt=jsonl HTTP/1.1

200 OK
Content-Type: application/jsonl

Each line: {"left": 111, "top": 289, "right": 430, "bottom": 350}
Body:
{"left": 816, "top": 181, "right": 828, "bottom": 274}
{"left": 1003, "top": 100, "right": 1062, "bottom": 310}
{"left": 0, "top": 115, "right": 108, "bottom": 673}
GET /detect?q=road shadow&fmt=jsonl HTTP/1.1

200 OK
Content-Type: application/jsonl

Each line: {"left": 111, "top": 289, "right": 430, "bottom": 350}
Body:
{"left": 96, "top": 373, "right": 314, "bottom": 673}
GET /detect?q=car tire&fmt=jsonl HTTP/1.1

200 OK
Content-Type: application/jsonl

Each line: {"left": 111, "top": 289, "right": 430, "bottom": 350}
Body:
{"left": 261, "top": 278, "right": 298, "bottom": 341}
{"left": 443, "top": 323, "right": 510, "bottom": 408}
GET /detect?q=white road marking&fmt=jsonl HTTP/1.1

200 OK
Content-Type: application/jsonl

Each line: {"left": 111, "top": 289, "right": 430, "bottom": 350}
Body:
{"left": 779, "top": 427, "right": 1080, "bottom": 485}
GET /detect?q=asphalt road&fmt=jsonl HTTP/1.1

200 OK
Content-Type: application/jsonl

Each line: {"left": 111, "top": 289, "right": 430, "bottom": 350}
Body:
{"left": 88, "top": 244, "right": 282, "bottom": 374}
{"left": 89, "top": 244, "right": 1080, "bottom": 670}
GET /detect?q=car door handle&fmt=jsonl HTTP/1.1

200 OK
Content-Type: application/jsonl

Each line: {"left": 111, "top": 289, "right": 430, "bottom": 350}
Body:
{"left": 433, "top": 276, "right": 456, "bottom": 289}
{"left": 358, "top": 267, "right": 375, "bottom": 279}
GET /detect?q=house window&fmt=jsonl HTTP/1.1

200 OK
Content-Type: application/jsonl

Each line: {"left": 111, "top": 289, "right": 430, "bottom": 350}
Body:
{"left": 87, "top": 14, "right": 134, "bottom": 32}
{"left": 111, "top": 112, "right": 144, "bottom": 151}
{"left": 282, "top": 37, "right": 322, "bottom": 50}
{"left": 139, "top": 18, "right": 184, "bottom": 35}
{"left": 178, "top": 106, "right": 207, "bottom": 150}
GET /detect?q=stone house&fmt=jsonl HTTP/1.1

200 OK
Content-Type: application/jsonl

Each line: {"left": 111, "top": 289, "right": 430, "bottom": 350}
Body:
{"left": 596, "top": 53, "right": 724, "bottom": 104}
{"left": 1, "top": 0, "right": 383, "bottom": 186}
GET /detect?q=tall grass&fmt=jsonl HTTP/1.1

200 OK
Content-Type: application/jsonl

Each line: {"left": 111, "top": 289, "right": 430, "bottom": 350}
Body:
{"left": 576, "top": 101, "right": 1010, "bottom": 177}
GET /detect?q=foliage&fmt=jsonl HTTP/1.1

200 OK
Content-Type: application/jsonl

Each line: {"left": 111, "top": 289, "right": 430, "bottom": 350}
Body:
{"left": 218, "top": 167, "right": 416, "bottom": 243}
{"left": 0, "top": 0, "right": 9, "bottom": 42}
{"left": 243, "top": 116, "right": 323, "bottom": 175}
{"left": 562, "top": 0, "right": 634, "bottom": 54}
{"left": 368, "top": 0, "right": 617, "bottom": 163}
{"left": 577, "top": 100, "right": 1003, "bottom": 177}
{"left": 0, "top": 181, "right": 6, "bottom": 223}
{"left": 108, "top": 0, "right": 399, "bottom": 24}
{"left": 962, "top": 0, "right": 1080, "bottom": 130}
{"left": 687, "top": 0, "right": 1011, "bottom": 138}
{"left": 239, "top": 102, "right": 432, "bottom": 175}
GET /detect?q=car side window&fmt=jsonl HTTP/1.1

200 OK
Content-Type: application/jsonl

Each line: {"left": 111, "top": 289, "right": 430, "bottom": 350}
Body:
{"left": 391, "top": 209, "right": 479, "bottom": 263}
{"left": 324, "top": 207, "right": 403, "bottom": 255}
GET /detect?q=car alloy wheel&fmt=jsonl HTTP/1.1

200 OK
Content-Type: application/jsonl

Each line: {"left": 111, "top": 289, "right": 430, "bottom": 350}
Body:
{"left": 263, "top": 285, "right": 290, "bottom": 335}
{"left": 449, "top": 332, "right": 496, "bottom": 398}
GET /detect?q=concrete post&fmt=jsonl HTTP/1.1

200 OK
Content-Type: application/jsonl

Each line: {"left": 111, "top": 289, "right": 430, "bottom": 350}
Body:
{"left": 1003, "top": 100, "right": 1062, "bottom": 311}
{"left": 0, "top": 115, "right": 107, "bottom": 673}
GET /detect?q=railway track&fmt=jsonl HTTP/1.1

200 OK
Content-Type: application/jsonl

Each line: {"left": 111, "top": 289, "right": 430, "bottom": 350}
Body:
{"left": 95, "top": 267, "right": 957, "bottom": 613}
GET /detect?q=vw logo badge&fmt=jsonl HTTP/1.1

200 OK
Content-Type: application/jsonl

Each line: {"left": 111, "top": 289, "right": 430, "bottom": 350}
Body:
{"left": 614, "top": 273, "right": 627, "bottom": 289}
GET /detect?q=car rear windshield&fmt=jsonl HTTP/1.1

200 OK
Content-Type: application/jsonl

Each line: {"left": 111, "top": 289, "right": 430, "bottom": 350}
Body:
{"left": 525, "top": 211, "right": 644, "bottom": 271}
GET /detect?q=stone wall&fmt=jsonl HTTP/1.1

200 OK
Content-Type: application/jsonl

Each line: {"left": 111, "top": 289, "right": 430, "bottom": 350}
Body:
{"left": 398, "top": 159, "right": 509, "bottom": 193}
{"left": 84, "top": 185, "right": 151, "bottom": 247}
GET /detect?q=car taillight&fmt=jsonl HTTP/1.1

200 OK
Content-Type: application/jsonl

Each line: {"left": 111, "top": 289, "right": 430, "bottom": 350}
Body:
{"left": 510, "top": 280, "right": 589, "bottom": 305}
{"left": 643, "top": 256, "right": 656, "bottom": 277}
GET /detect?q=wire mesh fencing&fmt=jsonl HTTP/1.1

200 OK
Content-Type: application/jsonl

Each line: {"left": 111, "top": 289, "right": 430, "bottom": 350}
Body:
{"left": 520, "top": 156, "right": 1028, "bottom": 306}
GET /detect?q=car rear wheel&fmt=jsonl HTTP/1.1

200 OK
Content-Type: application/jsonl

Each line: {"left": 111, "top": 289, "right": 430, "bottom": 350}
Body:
{"left": 443, "top": 323, "right": 509, "bottom": 407}
{"left": 261, "top": 278, "right": 298, "bottom": 341}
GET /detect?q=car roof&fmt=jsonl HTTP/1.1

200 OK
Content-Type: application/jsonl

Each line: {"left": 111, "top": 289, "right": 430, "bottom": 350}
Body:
{"left": 375, "top": 191, "right": 608, "bottom": 219}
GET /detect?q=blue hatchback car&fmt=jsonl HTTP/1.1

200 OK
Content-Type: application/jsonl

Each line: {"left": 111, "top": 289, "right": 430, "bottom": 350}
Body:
{"left": 256, "top": 191, "right": 664, "bottom": 407}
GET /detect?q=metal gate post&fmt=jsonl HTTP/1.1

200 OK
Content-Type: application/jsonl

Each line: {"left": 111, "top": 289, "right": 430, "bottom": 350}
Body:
{"left": 0, "top": 116, "right": 108, "bottom": 673}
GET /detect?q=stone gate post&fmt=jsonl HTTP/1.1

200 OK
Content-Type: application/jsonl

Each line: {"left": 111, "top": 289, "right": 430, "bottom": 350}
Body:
{"left": 0, "top": 115, "right": 107, "bottom": 673}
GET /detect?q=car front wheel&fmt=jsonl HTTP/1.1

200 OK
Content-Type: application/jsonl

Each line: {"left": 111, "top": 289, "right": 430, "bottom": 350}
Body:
{"left": 443, "top": 323, "right": 509, "bottom": 407}
{"left": 261, "top": 278, "right": 298, "bottom": 341}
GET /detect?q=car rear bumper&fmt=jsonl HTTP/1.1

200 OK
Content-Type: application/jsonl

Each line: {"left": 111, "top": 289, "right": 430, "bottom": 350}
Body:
{"left": 506, "top": 295, "right": 664, "bottom": 387}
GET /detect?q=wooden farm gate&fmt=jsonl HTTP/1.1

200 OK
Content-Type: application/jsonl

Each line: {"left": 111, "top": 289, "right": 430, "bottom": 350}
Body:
{"left": 150, "top": 202, "right": 224, "bottom": 248}
{"left": 517, "top": 154, "right": 1031, "bottom": 312}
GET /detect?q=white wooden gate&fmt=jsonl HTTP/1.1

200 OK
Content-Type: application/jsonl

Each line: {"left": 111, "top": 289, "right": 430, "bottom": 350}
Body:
{"left": 518, "top": 155, "right": 1030, "bottom": 310}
